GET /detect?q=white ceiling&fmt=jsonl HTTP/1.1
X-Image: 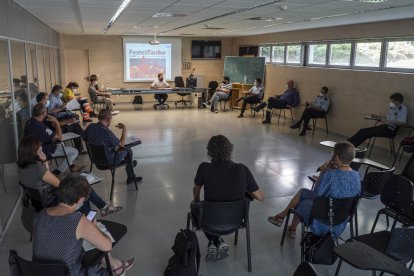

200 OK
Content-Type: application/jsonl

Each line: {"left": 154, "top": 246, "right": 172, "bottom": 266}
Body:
{"left": 12, "top": 0, "right": 414, "bottom": 37}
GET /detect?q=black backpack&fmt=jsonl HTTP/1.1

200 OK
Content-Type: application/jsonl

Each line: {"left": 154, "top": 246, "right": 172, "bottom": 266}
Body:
{"left": 132, "top": 96, "right": 142, "bottom": 104}
{"left": 164, "top": 229, "right": 200, "bottom": 276}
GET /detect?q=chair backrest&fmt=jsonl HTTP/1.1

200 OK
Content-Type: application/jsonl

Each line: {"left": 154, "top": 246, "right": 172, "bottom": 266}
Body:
{"left": 19, "top": 182, "right": 44, "bottom": 212}
{"left": 401, "top": 153, "right": 414, "bottom": 183}
{"left": 85, "top": 142, "right": 112, "bottom": 170}
{"left": 174, "top": 76, "right": 185, "bottom": 88}
{"left": 361, "top": 168, "right": 394, "bottom": 196}
{"left": 386, "top": 228, "right": 414, "bottom": 264}
{"left": 9, "top": 250, "right": 68, "bottom": 276}
{"left": 380, "top": 174, "right": 414, "bottom": 215}
{"left": 208, "top": 81, "right": 218, "bottom": 91}
{"left": 293, "top": 262, "right": 317, "bottom": 276}
{"left": 88, "top": 90, "right": 98, "bottom": 104}
{"left": 200, "top": 198, "right": 250, "bottom": 236}
{"left": 311, "top": 196, "right": 358, "bottom": 226}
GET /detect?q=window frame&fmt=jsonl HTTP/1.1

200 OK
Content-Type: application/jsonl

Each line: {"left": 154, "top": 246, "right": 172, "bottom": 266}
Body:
{"left": 271, "top": 44, "right": 286, "bottom": 64}
{"left": 383, "top": 38, "right": 414, "bottom": 73}
{"left": 259, "top": 45, "right": 272, "bottom": 64}
{"left": 285, "top": 43, "right": 303, "bottom": 66}
{"left": 327, "top": 41, "right": 353, "bottom": 68}
{"left": 306, "top": 43, "right": 328, "bottom": 67}
{"left": 352, "top": 40, "right": 383, "bottom": 70}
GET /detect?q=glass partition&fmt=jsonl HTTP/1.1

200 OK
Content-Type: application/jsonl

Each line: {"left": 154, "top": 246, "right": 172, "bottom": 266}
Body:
{"left": 44, "top": 46, "right": 51, "bottom": 92}
{"left": 54, "top": 48, "right": 60, "bottom": 85}
{"left": 49, "top": 48, "right": 56, "bottom": 87}
{"left": 36, "top": 45, "right": 46, "bottom": 93}
{"left": 0, "top": 40, "right": 19, "bottom": 236}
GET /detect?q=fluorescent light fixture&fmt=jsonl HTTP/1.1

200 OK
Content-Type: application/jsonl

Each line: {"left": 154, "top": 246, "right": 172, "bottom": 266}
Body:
{"left": 152, "top": 13, "right": 185, "bottom": 18}
{"left": 103, "top": 0, "right": 133, "bottom": 33}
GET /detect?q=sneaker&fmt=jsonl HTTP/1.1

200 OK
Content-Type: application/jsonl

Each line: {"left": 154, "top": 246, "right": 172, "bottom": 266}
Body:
{"left": 111, "top": 110, "right": 120, "bottom": 115}
{"left": 237, "top": 114, "right": 243, "bottom": 118}
{"left": 206, "top": 244, "right": 218, "bottom": 262}
{"left": 299, "top": 130, "right": 306, "bottom": 136}
{"left": 132, "top": 160, "right": 137, "bottom": 168}
{"left": 290, "top": 122, "right": 300, "bottom": 129}
{"left": 214, "top": 109, "right": 218, "bottom": 113}
{"left": 202, "top": 102, "right": 208, "bottom": 107}
{"left": 126, "top": 176, "right": 143, "bottom": 185}
{"left": 217, "top": 241, "right": 229, "bottom": 260}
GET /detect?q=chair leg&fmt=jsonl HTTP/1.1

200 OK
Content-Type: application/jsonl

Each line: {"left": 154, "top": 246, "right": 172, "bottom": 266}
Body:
{"left": 371, "top": 211, "right": 382, "bottom": 233}
{"left": 354, "top": 209, "right": 358, "bottom": 237}
{"left": 89, "top": 162, "right": 93, "bottom": 172}
{"left": 246, "top": 219, "right": 252, "bottom": 272}
{"left": 368, "top": 137, "right": 377, "bottom": 158}
{"left": 290, "top": 108, "right": 293, "bottom": 124}
{"left": 325, "top": 117, "right": 329, "bottom": 134}
{"left": 186, "top": 212, "right": 191, "bottom": 230}
{"left": 105, "top": 253, "right": 114, "bottom": 276}
{"left": 391, "top": 217, "right": 398, "bottom": 231}
{"left": 110, "top": 169, "right": 115, "bottom": 201}
{"left": 312, "top": 118, "right": 317, "bottom": 136}
{"left": 335, "top": 259, "right": 343, "bottom": 276}
{"left": 280, "top": 210, "right": 292, "bottom": 245}
{"left": 234, "top": 229, "right": 238, "bottom": 245}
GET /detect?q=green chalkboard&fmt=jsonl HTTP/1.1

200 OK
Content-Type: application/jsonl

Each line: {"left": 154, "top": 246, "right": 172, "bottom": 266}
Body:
{"left": 223, "top": 56, "right": 265, "bottom": 84}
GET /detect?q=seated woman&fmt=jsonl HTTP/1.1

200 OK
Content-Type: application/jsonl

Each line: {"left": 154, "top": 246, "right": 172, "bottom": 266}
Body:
{"left": 63, "top": 82, "right": 96, "bottom": 122}
{"left": 88, "top": 74, "right": 117, "bottom": 113}
{"left": 17, "top": 135, "right": 121, "bottom": 217}
{"left": 267, "top": 141, "right": 361, "bottom": 238}
{"left": 32, "top": 174, "right": 134, "bottom": 276}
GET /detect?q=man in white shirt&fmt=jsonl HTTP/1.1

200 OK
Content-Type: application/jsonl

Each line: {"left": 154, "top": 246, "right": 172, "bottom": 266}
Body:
{"left": 150, "top": 73, "right": 170, "bottom": 108}
{"left": 237, "top": 78, "right": 264, "bottom": 118}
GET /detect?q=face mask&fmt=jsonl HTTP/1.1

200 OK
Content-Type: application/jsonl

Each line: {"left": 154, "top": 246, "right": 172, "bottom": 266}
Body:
{"left": 59, "top": 92, "right": 63, "bottom": 98}
{"left": 389, "top": 102, "right": 396, "bottom": 108}
{"left": 319, "top": 92, "right": 324, "bottom": 97}
{"left": 46, "top": 100, "right": 50, "bottom": 108}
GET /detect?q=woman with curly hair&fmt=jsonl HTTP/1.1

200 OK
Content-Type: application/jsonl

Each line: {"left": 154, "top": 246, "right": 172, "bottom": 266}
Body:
{"left": 191, "top": 135, "right": 264, "bottom": 262}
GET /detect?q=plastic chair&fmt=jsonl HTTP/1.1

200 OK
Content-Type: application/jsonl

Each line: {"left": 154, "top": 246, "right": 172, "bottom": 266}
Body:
{"left": 85, "top": 142, "right": 138, "bottom": 201}
{"left": 293, "top": 262, "right": 318, "bottom": 276}
{"left": 367, "top": 127, "right": 400, "bottom": 158}
{"left": 9, "top": 249, "right": 69, "bottom": 276}
{"left": 281, "top": 196, "right": 359, "bottom": 262}
{"left": 371, "top": 174, "right": 414, "bottom": 233}
{"left": 249, "top": 90, "right": 265, "bottom": 117}
{"left": 19, "top": 183, "right": 44, "bottom": 241}
{"left": 88, "top": 90, "right": 107, "bottom": 112}
{"left": 186, "top": 198, "right": 252, "bottom": 272}
{"left": 354, "top": 167, "right": 394, "bottom": 236}
{"left": 174, "top": 76, "right": 191, "bottom": 107}
{"left": 218, "top": 89, "right": 233, "bottom": 112}
{"left": 310, "top": 106, "right": 330, "bottom": 136}
{"left": 206, "top": 81, "right": 219, "bottom": 102}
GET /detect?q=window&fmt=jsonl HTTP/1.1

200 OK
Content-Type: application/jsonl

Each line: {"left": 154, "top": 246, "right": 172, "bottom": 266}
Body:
{"left": 354, "top": 41, "right": 382, "bottom": 67}
{"left": 259, "top": 46, "right": 271, "bottom": 63}
{"left": 286, "top": 44, "right": 301, "bottom": 64}
{"left": 308, "top": 44, "right": 327, "bottom": 65}
{"left": 272, "top": 45, "right": 285, "bottom": 63}
{"left": 385, "top": 40, "right": 414, "bottom": 69}
{"left": 329, "top": 43, "right": 351, "bottom": 66}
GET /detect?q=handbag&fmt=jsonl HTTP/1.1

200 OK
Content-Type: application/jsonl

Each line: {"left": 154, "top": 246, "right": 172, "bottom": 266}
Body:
{"left": 301, "top": 197, "right": 338, "bottom": 265}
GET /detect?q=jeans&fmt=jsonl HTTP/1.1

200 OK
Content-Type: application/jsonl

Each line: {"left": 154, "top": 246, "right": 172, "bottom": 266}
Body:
{"left": 51, "top": 143, "right": 78, "bottom": 173}
{"left": 190, "top": 201, "right": 222, "bottom": 246}
{"left": 348, "top": 124, "right": 396, "bottom": 147}
{"left": 210, "top": 91, "right": 229, "bottom": 111}
{"left": 155, "top": 94, "right": 168, "bottom": 104}
{"left": 105, "top": 98, "right": 114, "bottom": 111}
{"left": 115, "top": 148, "right": 135, "bottom": 179}
{"left": 79, "top": 187, "right": 107, "bottom": 214}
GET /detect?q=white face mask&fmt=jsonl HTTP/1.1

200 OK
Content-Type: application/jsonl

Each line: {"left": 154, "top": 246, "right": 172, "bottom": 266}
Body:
{"left": 46, "top": 100, "right": 50, "bottom": 108}
{"left": 72, "top": 88, "right": 78, "bottom": 93}
{"left": 319, "top": 93, "right": 324, "bottom": 97}
{"left": 389, "top": 102, "right": 396, "bottom": 108}
{"left": 59, "top": 92, "right": 63, "bottom": 98}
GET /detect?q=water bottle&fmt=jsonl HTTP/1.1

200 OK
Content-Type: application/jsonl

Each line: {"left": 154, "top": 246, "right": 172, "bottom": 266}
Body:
{"left": 243, "top": 75, "right": 247, "bottom": 84}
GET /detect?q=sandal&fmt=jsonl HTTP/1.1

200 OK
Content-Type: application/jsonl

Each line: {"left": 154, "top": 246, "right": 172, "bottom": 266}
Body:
{"left": 267, "top": 215, "right": 284, "bottom": 227}
{"left": 287, "top": 226, "right": 296, "bottom": 239}
{"left": 112, "top": 258, "right": 134, "bottom": 276}
{"left": 100, "top": 205, "right": 123, "bottom": 217}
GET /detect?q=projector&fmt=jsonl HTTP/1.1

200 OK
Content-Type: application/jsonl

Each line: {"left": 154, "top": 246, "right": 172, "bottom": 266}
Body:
{"left": 149, "top": 34, "right": 160, "bottom": 45}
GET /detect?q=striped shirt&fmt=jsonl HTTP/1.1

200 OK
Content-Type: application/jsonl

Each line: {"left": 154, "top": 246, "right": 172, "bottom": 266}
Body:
{"left": 217, "top": 82, "right": 232, "bottom": 92}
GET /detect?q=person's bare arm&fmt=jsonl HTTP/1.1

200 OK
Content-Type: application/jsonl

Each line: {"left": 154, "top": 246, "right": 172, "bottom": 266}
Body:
{"left": 76, "top": 217, "right": 112, "bottom": 252}
{"left": 115, "top": 123, "right": 126, "bottom": 148}
{"left": 251, "top": 189, "right": 264, "bottom": 201}
{"left": 46, "top": 115, "right": 62, "bottom": 142}
{"left": 42, "top": 171, "right": 60, "bottom": 188}
{"left": 193, "top": 185, "right": 202, "bottom": 202}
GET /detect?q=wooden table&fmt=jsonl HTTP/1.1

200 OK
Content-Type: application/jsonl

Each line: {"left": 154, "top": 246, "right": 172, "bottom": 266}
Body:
{"left": 231, "top": 83, "right": 253, "bottom": 109}
{"left": 334, "top": 241, "right": 414, "bottom": 276}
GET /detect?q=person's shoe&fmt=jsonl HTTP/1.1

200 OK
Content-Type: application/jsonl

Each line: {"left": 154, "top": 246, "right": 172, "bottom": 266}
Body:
{"left": 111, "top": 110, "right": 120, "bottom": 115}
{"left": 237, "top": 114, "right": 243, "bottom": 118}
{"left": 113, "top": 103, "right": 116, "bottom": 106}
{"left": 69, "top": 164, "right": 85, "bottom": 173}
{"left": 206, "top": 244, "right": 218, "bottom": 262}
{"left": 299, "top": 130, "right": 306, "bottom": 136}
{"left": 214, "top": 109, "right": 218, "bottom": 113}
{"left": 202, "top": 102, "right": 208, "bottom": 108}
{"left": 217, "top": 240, "right": 229, "bottom": 260}
{"left": 262, "top": 111, "right": 271, "bottom": 124}
{"left": 253, "top": 102, "right": 266, "bottom": 113}
{"left": 126, "top": 176, "right": 143, "bottom": 185}
{"left": 133, "top": 160, "right": 137, "bottom": 168}
{"left": 100, "top": 205, "right": 123, "bottom": 217}
{"left": 290, "top": 122, "right": 301, "bottom": 129}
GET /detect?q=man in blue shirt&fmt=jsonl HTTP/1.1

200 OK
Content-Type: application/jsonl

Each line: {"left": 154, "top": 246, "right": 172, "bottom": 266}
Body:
{"left": 85, "top": 109, "right": 142, "bottom": 184}
{"left": 253, "top": 80, "right": 300, "bottom": 124}
{"left": 348, "top": 93, "right": 407, "bottom": 147}
{"left": 290, "top": 86, "right": 331, "bottom": 136}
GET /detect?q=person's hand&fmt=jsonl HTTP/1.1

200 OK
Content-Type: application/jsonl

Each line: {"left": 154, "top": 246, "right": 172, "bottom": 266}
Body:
{"left": 115, "top": 123, "right": 126, "bottom": 129}
{"left": 37, "top": 150, "right": 47, "bottom": 162}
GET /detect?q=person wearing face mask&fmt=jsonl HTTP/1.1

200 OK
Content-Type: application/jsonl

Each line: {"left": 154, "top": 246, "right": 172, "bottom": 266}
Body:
{"left": 253, "top": 80, "right": 300, "bottom": 124}
{"left": 290, "top": 86, "right": 330, "bottom": 136}
{"left": 348, "top": 93, "right": 407, "bottom": 147}
{"left": 88, "top": 74, "right": 118, "bottom": 113}
{"left": 150, "top": 73, "right": 170, "bottom": 109}
{"left": 206, "top": 76, "right": 232, "bottom": 113}
{"left": 63, "top": 82, "right": 96, "bottom": 122}
{"left": 32, "top": 174, "right": 133, "bottom": 276}
{"left": 267, "top": 142, "right": 360, "bottom": 239}
{"left": 237, "top": 78, "right": 264, "bottom": 118}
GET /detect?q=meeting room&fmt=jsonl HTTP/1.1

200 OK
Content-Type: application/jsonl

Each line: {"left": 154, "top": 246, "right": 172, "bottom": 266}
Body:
{"left": 1, "top": 0, "right": 414, "bottom": 275}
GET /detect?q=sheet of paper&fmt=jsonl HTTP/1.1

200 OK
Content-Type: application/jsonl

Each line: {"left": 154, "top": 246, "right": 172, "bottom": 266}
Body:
{"left": 125, "top": 135, "right": 141, "bottom": 145}
{"left": 66, "top": 98, "right": 80, "bottom": 111}
{"left": 82, "top": 222, "right": 115, "bottom": 251}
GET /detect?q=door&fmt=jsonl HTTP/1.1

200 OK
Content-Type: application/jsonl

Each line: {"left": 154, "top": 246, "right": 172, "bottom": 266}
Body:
{"left": 64, "top": 49, "right": 89, "bottom": 98}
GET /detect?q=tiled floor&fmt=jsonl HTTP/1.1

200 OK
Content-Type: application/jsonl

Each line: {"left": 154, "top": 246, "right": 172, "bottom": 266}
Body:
{"left": 0, "top": 103, "right": 410, "bottom": 275}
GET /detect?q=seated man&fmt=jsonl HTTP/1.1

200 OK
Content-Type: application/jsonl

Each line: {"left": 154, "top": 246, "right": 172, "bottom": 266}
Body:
{"left": 207, "top": 76, "right": 232, "bottom": 113}
{"left": 192, "top": 135, "right": 264, "bottom": 262}
{"left": 63, "top": 82, "right": 95, "bottom": 122}
{"left": 254, "top": 80, "right": 300, "bottom": 124}
{"left": 88, "top": 74, "right": 118, "bottom": 113}
{"left": 348, "top": 93, "right": 407, "bottom": 147}
{"left": 290, "top": 86, "right": 331, "bottom": 136}
{"left": 267, "top": 142, "right": 360, "bottom": 238}
{"left": 237, "top": 78, "right": 264, "bottom": 118}
{"left": 24, "top": 104, "right": 84, "bottom": 175}
{"left": 85, "top": 109, "right": 142, "bottom": 185}
{"left": 150, "top": 73, "right": 170, "bottom": 108}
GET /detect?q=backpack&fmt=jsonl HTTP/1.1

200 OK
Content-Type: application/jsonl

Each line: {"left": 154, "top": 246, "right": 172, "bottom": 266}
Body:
{"left": 132, "top": 96, "right": 142, "bottom": 104}
{"left": 164, "top": 229, "right": 200, "bottom": 276}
